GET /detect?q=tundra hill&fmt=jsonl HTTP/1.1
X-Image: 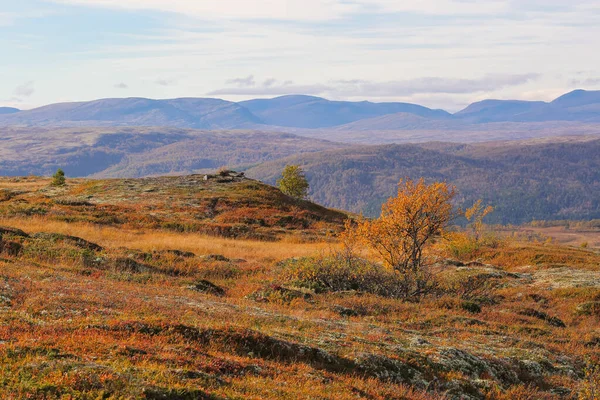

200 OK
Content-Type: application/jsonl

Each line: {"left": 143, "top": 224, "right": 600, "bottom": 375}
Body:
{"left": 246, "top": 135, "right": 600, "bottom": 224}
{"left": 0, "top": 173, "right": 599, "bottom": 399}
{"left": 0, "top": 173, "right": 347, "bottom": 241}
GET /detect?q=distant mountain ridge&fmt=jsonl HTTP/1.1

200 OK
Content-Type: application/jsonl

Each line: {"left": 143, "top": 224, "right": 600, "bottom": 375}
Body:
{"left": 1, "top": 90, "right": 598, "bottom": 131}
{"left": 0, "top": 98, "right": 263, "bottom": 129}
{"left": 239, "top": 95, "right": 451, "bottom": 128}
{"left": 0, "top": 107, "right": 20, "bottom": 115}
{"left": 455, "top": 89, "right": 600, "bottom": 123}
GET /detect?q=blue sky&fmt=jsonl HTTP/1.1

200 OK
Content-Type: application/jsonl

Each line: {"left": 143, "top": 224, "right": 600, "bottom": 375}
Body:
{"left": 2, "top": 0, "right": 599, "bottom": 111}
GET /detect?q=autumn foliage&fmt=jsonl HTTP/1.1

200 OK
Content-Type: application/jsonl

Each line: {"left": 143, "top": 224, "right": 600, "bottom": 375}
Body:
{"left": 351, "top": 178, "right": 456, "bottom": 298}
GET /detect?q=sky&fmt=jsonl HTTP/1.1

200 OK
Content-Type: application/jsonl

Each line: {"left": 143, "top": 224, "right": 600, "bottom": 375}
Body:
{"left": 1, "top": 0, "right": 600, "bottom": 112}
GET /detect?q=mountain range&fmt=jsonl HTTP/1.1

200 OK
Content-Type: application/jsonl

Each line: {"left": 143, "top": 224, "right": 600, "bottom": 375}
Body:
{"left": 2, "top": 90, "right": 600, "bottom": 137}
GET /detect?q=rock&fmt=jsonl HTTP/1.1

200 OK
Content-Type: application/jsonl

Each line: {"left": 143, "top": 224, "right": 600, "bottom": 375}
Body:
{"left": 188, "top": 280, "right": 226, "bottom": 296}
{"left": 354, "top": 353, "right": 426, "bottom": 388}
{"left": 411, "top": 337, "right": 431, "bottom": 347}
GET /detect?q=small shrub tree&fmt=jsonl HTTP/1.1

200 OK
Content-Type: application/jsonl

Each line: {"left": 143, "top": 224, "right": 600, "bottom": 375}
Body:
{"left": 354, "top": 178, "right": 456, "bottom": 299}
{"left": 51, "top": 168, "right": 66, "bottom": 186}
{"left": 465, "top": 199, "right": 494, "bottom": 243}
{"left": 446, "top": 200, "right": 500, "bottom": 260}
{"left": 277, "top": 165, "right": 309, "bottom": 199}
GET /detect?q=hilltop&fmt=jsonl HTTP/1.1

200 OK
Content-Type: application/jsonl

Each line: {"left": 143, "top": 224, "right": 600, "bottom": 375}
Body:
{"left": 0, "top": 173, "right": 347, "bottom": 241}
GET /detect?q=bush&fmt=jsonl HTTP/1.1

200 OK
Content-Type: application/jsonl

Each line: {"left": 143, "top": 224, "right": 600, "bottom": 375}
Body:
{"left": 51, "top": 169, "right": 66, "bottom": 187}
{"left": 279, "top": 254, "right": 415, "bottom": 299}
{"left": 440, "top": 272, "right": 501, "bottom": 304}
{"left": 444, "top": 231, "right": 505, "bottom": 261}
{"left": 460, "top": 301, "right": 482, "bottom": 314}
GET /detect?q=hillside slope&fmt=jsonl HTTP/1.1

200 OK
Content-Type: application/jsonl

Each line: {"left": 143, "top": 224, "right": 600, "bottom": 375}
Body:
{"left": 0, "top": 127, "right": 347, "bottom": 177}
{"left": 247, "top": 136, "right": 600, "bottom": 223}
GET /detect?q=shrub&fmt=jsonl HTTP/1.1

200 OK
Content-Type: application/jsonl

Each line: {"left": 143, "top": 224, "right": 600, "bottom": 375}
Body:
{"left": 444, "top": 231, "right": 505, "bottom": 261}
{"left": 277, "top": 165, "right": 309, "bottom": 199}
{"left": 440, "top": 272, "right": 501, "bottom": 303}
{"left": 51, "top": 169, "right": 66, "bottom": 186}
{"left": 460, "top": 301, "right": 482, "bottom": 314}
{"left": 351, "top": 179, "right": 455, "bottom": 299}
{"left": 279, "top": 254, "right": 414, "bottom": 299}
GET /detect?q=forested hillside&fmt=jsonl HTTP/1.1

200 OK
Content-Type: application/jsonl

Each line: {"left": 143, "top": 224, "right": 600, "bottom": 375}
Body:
{"left": 247, "top": 136, "right": 600, "bottom": 224}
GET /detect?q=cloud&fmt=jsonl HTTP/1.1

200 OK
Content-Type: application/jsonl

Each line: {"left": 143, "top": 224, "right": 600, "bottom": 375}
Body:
{"left": 155, "top": 78, "right": 176, "bottom": 86}
{"left": 226, "top": 75, "right": 255, "bottom": 87}
{"left": 47, "top": 0, "right": 359, "bottom": 21}
{"left": 114, "top": 82, "right": 128, "bottom": 89}
{"left": 13, "top": 81, "right": 35, "bottom": 97}
{"left": 263, "top": 78, "right": 277, "bottom": 87}
{"left": 47, "top": 0, "right": 600, "bottom": 23}
{"left": 333, "top": 74, "right": 541, "bottom": 97}
{"left": 208, "top": 82, "right": 330, "bottom": 96}
{"left": 569, "top": 77, "right": 600, "bottom": 87}
{"left": 0, "top": 12, "right": 15, "bottom": 26}
{"left": 208, "top": 73, "right": 540, "bottom": 97}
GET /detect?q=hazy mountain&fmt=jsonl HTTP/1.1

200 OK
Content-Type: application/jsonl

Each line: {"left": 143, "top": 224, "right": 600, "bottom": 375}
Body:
{"left": 246, "top": 136, "right": 600, "bottom": 224}
{"left": 455, "top": 100, "right": 548, "bottom": 122}
{"left": 0, "top": 98, "right": 264, "bottom": 129}
{"left": 0, "top": 107, "right": 20, "bottom": 115}
{"left": 455, "top": 90, "right": 600, "bottom": 123}
{"left": 331, "top": 112, "right": 468, "bottom": 131}
{"left": 0, "top": 90, "right": 598, "bottom": 142}
{"left": 239, "top": 95, "right": 452, "bottom": 128}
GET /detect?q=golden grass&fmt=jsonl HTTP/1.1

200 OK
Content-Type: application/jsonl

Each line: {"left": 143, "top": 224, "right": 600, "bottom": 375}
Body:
{"left": 0, "top": 216, "right": 332, "bottom": 262}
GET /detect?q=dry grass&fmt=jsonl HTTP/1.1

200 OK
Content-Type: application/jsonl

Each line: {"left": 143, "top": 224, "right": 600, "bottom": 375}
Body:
{"left": 0, "top": 216, "right": 332, "bottom": 263}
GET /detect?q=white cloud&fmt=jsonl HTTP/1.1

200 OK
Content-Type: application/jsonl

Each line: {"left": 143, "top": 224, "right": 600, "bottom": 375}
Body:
{"left": 209, "top": 73, "right": 540, "bottom": 98}
{"left": 0, "top": 12, "right": 15, "bottom": 26}
{"left": 47, "top": 0, "right": 359, "bottom": 21}
{"left": 13, "top": 81, "right": 35, "bottom": 97}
